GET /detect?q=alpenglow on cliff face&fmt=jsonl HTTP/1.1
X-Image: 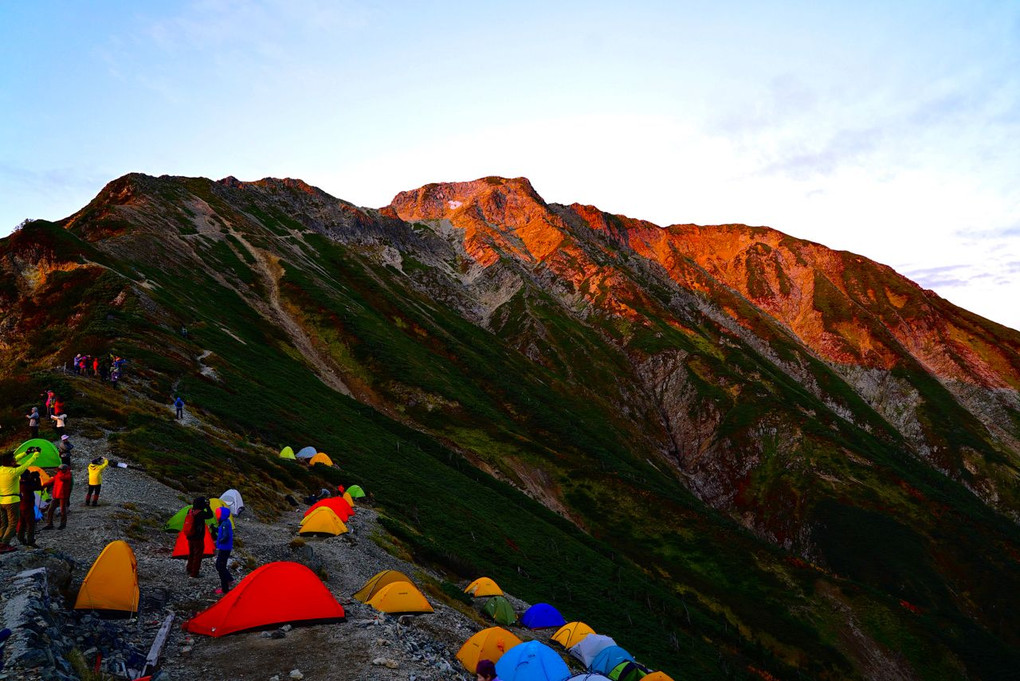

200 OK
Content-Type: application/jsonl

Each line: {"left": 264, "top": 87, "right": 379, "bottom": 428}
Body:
{"left": 2, "top": 172, "right": 1019, "bottom": 679}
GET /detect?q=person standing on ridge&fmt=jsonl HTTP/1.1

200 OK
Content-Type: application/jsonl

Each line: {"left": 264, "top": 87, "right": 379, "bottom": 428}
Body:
{"left": 84, "top": 457, "right": 108, "bottom": 507}
{"left": 214, "top": 506, "right": 234, "bottom": 594}
{"left": 25, "top": 407, "right": 39, "bottom": 438}
{"left": 51, "top": 396, "right": 64, "bottom": 420}
{"left": 51, "top": 412, "right": 67, "bottom": 438}
{"left": 0, "top": 449, "right": 39, "bottom": 552}
{"left": 185, "top": 497, "right": 214, "bottom": 578}
{"left": 16, "top": 469, "right": 42, "bottom": 547}
{"left": 44, "top": 390, "right": 54, "bottom": 417}
{"left": 42, "top": 464, "right": 72, "bottom": 530}
{"left": 57, "top": 435, "right": 74, "bottom": 466}
{"left": 92, "top": 356, "right": 99, "bottom": 377}
{"left": 173, "top": 396, "right": 185, "bottom": 420}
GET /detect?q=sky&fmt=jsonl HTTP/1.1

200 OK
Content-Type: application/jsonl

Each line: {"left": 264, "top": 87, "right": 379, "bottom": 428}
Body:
{"left": 2, "top": 0, "right": 1018, "bottom": 330}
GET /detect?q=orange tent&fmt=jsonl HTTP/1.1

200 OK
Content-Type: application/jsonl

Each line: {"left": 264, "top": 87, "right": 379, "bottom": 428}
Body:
{"left": 367, "top": 581, "right": 433, "bottom": 614}
{"left": 643, "top": 673, "right": 675, "bottom": 681}
{"left": 353, "top": 570, "right": 413, "bottom": 603}
{"left": 298, "top": 507, "right": 348, "bottom": 536}
{"left": 464, "top": 576, "right": 503, "bottom": 597}
{"left": 456, "top": 626, "right": 522, "bottom": 673}
{"left": 172, "top": 526, "right": 216, "bottom": 558}
{"left": 182, "top": 562, "right": 345, "bottom": 637}
{"left": 552, "top": 621, "right": 595, "bottom": 648}
{"left": 28, "top": 466, "right": 52, "bottom": 487}
{"left": 309, "top": 452, "right": 333, "bottom": 467}
{"left": 74, "top": 540, "right": 139, "bottom": 614}
{"left": 342, "top": 491, "right": 355, "bottom": 507}
{"left": 304, "top": 497, "right": 353, "bottom": 521}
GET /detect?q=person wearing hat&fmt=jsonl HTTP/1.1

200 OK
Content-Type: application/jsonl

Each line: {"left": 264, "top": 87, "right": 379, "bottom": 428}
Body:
{"left": 0, "top": 449, "right": 39, "bottom": 552}
{"left": 84, "top": 457, "right": 108, "bottom": 507}
{"left": 57, "top": 435, "right": 74, "bottom": 466}
{"left": 214, "top": 506, "right": 234, "bottom": 594}
{"left": 42, "top": 464, "right": 73, "bottom": 530}
{"left": 475, "top": 659, "right": 498, "bottom": 681}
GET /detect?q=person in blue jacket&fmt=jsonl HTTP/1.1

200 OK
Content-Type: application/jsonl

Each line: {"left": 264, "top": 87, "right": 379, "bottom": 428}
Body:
{"left": 214, "top": 506, "right": 234, "bottom": 595}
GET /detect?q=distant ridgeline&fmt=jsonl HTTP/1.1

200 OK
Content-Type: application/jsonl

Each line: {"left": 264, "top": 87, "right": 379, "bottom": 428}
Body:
{"left": 1, "top": 172, "right": 1019, "bottom": 679}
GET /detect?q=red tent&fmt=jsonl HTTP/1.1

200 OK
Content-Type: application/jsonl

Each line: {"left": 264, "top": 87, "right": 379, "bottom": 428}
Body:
{"left": 172, "top": 526, "right": 215, "bottom": 558}
{"left": 303, "top": 497, "right": 353, "bottom": 521}
{"left": 182, "top": 562, "right": 345, "bottom": 637}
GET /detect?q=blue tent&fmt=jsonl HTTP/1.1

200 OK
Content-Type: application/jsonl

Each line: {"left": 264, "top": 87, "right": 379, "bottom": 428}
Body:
{"left": 521, "top": 602, "right": 567, "bottom": 630}
{"left": 590, "top": 646, "right": 634, "bottom": 675}
{"left": 495, "top": 640, "right": 570, "bottom": 681}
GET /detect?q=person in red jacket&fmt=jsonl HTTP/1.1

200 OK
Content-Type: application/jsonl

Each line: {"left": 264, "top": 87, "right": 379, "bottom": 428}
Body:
{"left": 42, "top": 465, "right": 72, "bottom": 530}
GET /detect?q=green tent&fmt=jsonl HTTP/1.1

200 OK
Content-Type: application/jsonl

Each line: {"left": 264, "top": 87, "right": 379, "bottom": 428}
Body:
{"left": 164, "top": 500, "right": 231, "bottom": 531}
{"left": 483, "top": 596, "right": 516, "bottom": 626}
{"left": 609, "top": 661, "right": 650, "bottom": 681}
{"left": 15, "top": 439, "right": 61, "bottom": 468}
{"left": 279, "top": 446, "right": 296, "bottom": 460}
{"left": 346, "top": 485, "right": 366, "bottom": 499}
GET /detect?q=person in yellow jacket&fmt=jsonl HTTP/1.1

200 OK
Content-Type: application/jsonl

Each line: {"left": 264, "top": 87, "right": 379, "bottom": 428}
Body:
{"left": 1, "top": 449, "right": 39, "bottom": 552}
{"left": 85, "top": 457, "right": 109, "bottom": 507}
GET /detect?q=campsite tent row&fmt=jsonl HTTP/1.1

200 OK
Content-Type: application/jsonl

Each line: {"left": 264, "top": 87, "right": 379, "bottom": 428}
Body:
{"left": 459, "top": 576, "right": 673, "bottom": 680}
{"left": 278, "top": 446, "right": 333, "bottom": 467}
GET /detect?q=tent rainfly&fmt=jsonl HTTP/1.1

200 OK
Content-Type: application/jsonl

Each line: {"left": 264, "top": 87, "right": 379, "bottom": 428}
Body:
{"left": 552, "top": 621, "right": 596, "bottom": 649}
{"left": 608, "top": 661, "right": 651, "bottom": 681}
{"left": 367, "top": 581, "right": 434, "bottom": 614}
{"left": 569, "top": 635, "right": 618, "bottom": 668}
{"left": 495, "top": 640, "right": 570, "bottom": 681}
{"left": 353, "top": 570, "right": 413, "bottom": 603}
{"left": 304, "top": 497, "right": 353, "bottom": 521}
{"left": 219, "top": 489, "right": 245, "bottom": 515}
{"left": 521, "top": 602, "right": 566, "bottom": 630}
{"left": 295, "top": 446, "right": 317, "bottom": 460}
{"left": 464, "top": 577, "right": 503, "bottom": 598}
{"left": 456, "top": 627, "right": 523, "bottom": 673}
{"left": 279, "top": 446, "right": 296, "bottom": 460}
{"left": 183, "top": 562, "right": 345, "bottom": 636}
{"left": 172, "top": 526, "right": 215, "bottom": 558}
{"left": 298, "top": 506, "right": 348, "bottom": 536}
{"left": 642, "top": 673, "right": 675, "bottom": 681}
{"left": 74, "top": 540, "right": 139, "bottom": 615}
{"left": 590, "top": 646, "right": 635, "bottom": 675}
{"left": 483, "top": 595, "right": 517, "bottom": 626}
{"left": 309, "top": 452, "right": 333, "bottom": 467}
{"left": 164, "top": 499, "right": 230, "bottom": 531}
{"left": 342, "top": 491, "right": 355, "bottom": 508}
{"left": 346, "top": 484, "right": 366, "bottom": 498}
{"left": 15, "top": 439, "right": 61, "bottom": 468}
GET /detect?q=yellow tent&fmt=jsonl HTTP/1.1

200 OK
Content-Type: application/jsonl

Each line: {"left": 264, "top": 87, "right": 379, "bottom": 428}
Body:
{"left": 279, "top": 446, "right": 295, "bottom": 460}
{"left": 552, "top": 621, "right": 596, "bottom": 649}
{"left": 464, "top": 576, "right": 503, "bottom": 598}
{"left": 353, "top": 570, "right": 413, "bottom": 603}
{"left": 342, "top": 491, "right": 355, "bottom": 507}
{"left": 74, "top": 540, "right": 139, "bottom": 614}
{"left": 643, "top": 673, "right": 675, "bottom": 681}
{"left": 298, "top": 507, "right": 348, "bottom": 536}
{"left": 309, "top": 452, "right": 333, "bottom": 467}
{"left": 456, "top": 626, "right": 522, "bottom": 673}
{"left": 367, "top": 581, "right": 433, "bottom": 614}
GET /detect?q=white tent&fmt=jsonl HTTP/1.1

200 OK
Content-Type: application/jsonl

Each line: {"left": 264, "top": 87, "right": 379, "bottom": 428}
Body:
{"left": 219, "top": 489, "right": 245, "bottom": 515}
{"left": 295, "top": 446, "right": 317, "bottom": 460}
{"left": 568, "top": 634, "right": 617, "bottom": 668}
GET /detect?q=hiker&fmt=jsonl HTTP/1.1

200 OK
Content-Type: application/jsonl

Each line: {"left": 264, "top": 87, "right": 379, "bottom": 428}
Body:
{"left": 476, "top": 659, "right": 498, "bottom": 681}
{"left": 44, "top": 390, "right": 54, "bottom": 417}
{"left": 57, "top": 435, "right": 74, "bottom": 466}
{"left": 0, "top": 450, "right": 39, "bottom": 552}
{"left": 42, "top": 465, "right": 72, "bottom": 530}
{"left": 174, "top": 396, "right": 185, "bottom": 420}
{"left": 110, "top": 368, "right": 120, "bottom": 389}
{"left": 185, "top": 497, "right": 214, "bottom": 578}
{"left": 16, "top": 469, "right": 42, "bottom": 547}
{"left": 84, "top": 457, "right": 109, "bottom": 507}
{"left": 25, "top": 407, "right": 39, "bottom": 438}
{"left": 92, "top": 356, "right": 99, "bottom": 377}
{"left": 51, "top": 396, "right": 65, "bottom": 419}
{"left": 51, "top": 412, "right": 67, "bottom": 438}
{"left": 73, "top": 354, "right": 82, "bottom": 375}
{"left": 214, "top": 506, "right": 234, "bottom": 594}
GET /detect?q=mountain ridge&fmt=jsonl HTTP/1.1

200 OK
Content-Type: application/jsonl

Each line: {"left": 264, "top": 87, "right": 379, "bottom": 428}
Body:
{"left": 3, "top": 171, "right": 1019, "bottom": 679}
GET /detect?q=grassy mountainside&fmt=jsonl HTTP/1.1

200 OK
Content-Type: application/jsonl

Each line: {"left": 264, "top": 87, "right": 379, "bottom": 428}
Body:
{"left": 1, "top": 173, "right": 1019, "bottom": 680}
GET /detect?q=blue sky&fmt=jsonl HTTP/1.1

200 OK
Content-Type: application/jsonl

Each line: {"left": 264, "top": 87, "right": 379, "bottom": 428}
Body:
{"left": 2, "top": 0, "right": 1018, "bottom": 329}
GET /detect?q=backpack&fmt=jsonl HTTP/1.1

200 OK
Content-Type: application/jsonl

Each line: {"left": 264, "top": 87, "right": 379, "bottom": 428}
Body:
{"left": 182, "top": 509, "right": 196, "bottom": 536}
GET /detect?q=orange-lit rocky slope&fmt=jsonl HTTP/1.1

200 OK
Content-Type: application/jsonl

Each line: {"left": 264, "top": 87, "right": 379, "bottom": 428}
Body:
{"left": 392, "top": 177, "right": 1020, "bottom": 390}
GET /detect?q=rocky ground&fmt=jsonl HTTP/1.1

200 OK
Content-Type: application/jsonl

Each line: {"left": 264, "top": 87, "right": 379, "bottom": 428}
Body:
{"left": 0, "top": 381, "right": 554, "bottom": 681}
